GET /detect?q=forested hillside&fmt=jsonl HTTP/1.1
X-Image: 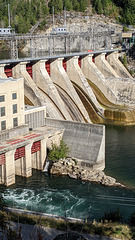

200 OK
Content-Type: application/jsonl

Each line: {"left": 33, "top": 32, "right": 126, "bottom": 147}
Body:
{"left": 0, "top": 0, "right": 134, "bottom": 33}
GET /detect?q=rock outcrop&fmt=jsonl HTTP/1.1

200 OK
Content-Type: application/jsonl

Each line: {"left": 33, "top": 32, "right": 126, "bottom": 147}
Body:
{"left": 50, "top": 158, "right": 125, "bottom": 188}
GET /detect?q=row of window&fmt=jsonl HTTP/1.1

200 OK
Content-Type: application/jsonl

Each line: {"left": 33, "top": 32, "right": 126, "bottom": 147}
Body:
{"left": 0, "top": 93, "right": 17, "bottom": 102}
{"left": 1, "top": 118, "right": 18, "bottom": 130}
{"left": 0, "top": 104, "right": 17, "bottom": 117}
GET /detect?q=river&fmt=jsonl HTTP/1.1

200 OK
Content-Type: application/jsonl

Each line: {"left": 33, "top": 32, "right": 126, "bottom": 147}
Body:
{"left": 1, "top": 125, "right": 135, "bottom": 221}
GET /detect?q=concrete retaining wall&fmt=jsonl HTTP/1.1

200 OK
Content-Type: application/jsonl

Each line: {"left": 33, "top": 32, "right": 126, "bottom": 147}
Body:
{"left": 23, "top": 33, "right": 111, "bottom": 54}
{"left": 45, "top": 118, "right": 105, "bottom": 170}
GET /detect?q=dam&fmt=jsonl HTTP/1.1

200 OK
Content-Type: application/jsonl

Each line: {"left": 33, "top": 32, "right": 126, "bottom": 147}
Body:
{"left": 0, "top": 48, "right": 135, "bottom": 186}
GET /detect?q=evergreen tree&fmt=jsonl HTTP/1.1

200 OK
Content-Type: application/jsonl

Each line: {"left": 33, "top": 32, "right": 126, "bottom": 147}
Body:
{"left": 63, "top": 0, "right": 73, "bottom": 11}
{"left": 80, "top": 0, "right": 88, "bottom": 12}
{"left": 72, "top": 0, "right": 80, "bottom": 11}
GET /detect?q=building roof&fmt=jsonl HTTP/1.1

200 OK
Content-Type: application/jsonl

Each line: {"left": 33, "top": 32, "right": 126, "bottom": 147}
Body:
{"left": 122, "top": 32, "right": 132, "bottom": 38}
{"left": 0, "top": 77, "right": 22, "bottom": 84}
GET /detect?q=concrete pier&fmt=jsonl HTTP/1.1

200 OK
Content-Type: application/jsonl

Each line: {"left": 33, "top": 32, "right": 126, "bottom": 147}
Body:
{"left": 0, "top": 64, "right": 7, "bottom": 78}
{"left": 24, "top": 143, "right": 33, "bottom": 178}
{"left": 94, "top": 52, "right": 119, "bottom": 77}
{"left": 66, "top": 56, "right": 104, "bottom": 114}
{"left": 81, "top": 54, "right": 119, "bottom": 105}
{"left": 12, "top": 62, "right": 63, "bottom": 119}
{"left": 40, "top": 138, "right": 47, "bottom": 170}
{"left": 32, "top": 60, "right": 71, "bottom": 120}
{"left": 5, "top": 150, "right": 16, "bottom": 186}
{"left": 50, "top": 57, "right": 90, "bottom": 122}
{"left": 107, "top": 51, "right": 132, "bottom": 78}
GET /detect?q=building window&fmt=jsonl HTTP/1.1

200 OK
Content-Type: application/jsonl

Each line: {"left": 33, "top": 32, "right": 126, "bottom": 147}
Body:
{"left": 1, "top": 120, "right": 6, "bottom": 130}
{"left": 13, "top": 117, "right": 18, "bottom": 127}
{"left": 12, "top": 93, "right": 17, "bottom": 100}
{"left": 0, "top": 107, "right": 5, "bottom": 117}
{"left": 0, "top": 95, "right": 5, "bottom": 102}
{"left": 13, "top": 104, "right": 17, "bottom": 114}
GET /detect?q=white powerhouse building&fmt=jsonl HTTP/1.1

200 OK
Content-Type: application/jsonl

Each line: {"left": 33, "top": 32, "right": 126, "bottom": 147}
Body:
{"left": 0, "top": 77, "right": 48, "bottom": 186}
{"left": 0, "top": 77, "right": 25, "bottom": 131}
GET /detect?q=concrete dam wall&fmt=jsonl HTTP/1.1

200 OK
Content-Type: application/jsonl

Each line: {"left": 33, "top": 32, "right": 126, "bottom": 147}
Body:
{"left": 45, "top": 118, "right": 105, "bottom": 171}
{"left": 1, "top": 50, "right": 135, "bottom": 125}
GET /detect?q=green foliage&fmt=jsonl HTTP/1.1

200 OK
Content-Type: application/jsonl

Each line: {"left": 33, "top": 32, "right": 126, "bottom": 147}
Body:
{"left": 48, "top": 140, "right": 69, "bottom": 162}
{"left": 113, "top": 0, "right": 135, "bottom": 25}
{"left": 130, "top": 69, "right": 134, "bottom": 76}
{"left": 39, "top": 19, "right": 47, "bottom": 31}
{"left": 123, "top": 25, "right": 129, "bottom": 32}
{"left": 49, "top": 0, "right": 63, "bottom": 14}
{"left": 0, "top": 210, "right": 7, "bottom": 230}
{"left": 100, "top": 208, "right": 122, "bottom": 222}
{"left": 92, "top": 0, "right": 120, "bottom": 18}
{"left": 121, "top": 54, "right": 127, "bottom": 67}
{"left": 63, "top": 0, "right": 73, "bottom": 11}
{"left": 0, "top": 194, "right": 5, "bottom": 211}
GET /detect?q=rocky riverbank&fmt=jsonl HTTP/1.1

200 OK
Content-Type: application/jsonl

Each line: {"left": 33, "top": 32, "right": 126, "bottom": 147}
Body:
{"left": 50, "top": 158, "right": 125, "bottom": 188}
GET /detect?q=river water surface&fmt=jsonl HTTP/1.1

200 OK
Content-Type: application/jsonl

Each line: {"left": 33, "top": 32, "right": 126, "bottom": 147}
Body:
{"left": 1, "top": 125, "right": 135, "bottom": 221}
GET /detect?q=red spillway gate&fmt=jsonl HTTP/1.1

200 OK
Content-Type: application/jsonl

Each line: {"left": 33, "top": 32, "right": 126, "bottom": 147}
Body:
{"left": 4, "top": 65, "right": 12, "bottom": 77}
{"left": 15, "top": 147, "right": 25, "bottom": 160}
{"left": 0, "top": 153, "right": 5, "bottom": 165}
{"left": 63, "top": 59, "right": 67, "bottom": 71}
{"left": 45, "top": 60, "right": 51, "bottom": 76}
{"left": 31, "top": 141, "right": 41, "bottom": 154}
{"left": 78, "top": 56, "right": 81, "bottom": 68}
{"left": 26, "top": 63, "right": 33, "bottom": 78}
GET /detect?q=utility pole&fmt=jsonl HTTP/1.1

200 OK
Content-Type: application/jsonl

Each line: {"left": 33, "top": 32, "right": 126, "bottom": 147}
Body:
{"left": 64, "top": 7, "right": 66, "bottom": 28}
{"left": 52, "top": 6, "right": 54, "bottom": 29}
{"left": 8, "top": 3, "right": 11, "bottom": 28}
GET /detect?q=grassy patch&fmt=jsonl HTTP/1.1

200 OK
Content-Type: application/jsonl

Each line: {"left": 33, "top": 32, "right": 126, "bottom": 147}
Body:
{"left": 2, "top": 210, "right": 135, "bottom": 240}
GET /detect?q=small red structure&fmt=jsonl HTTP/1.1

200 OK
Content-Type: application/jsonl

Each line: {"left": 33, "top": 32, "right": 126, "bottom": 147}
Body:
{"left": 63, "top": 59, "right": 67, "bottom": 71}
{"left": 45, "top": 60, "right": 51, "bottom": 76}
{"left": 4, "top": 65, "right": 12, "bottom": 77}
{"left": 0, "top": 154, "right": 5, "bottom": 165}
{"left": 15, "top": 147, "right": 25, "bottom": 160}
{"left": 92, "top": 56, "right": 95, "bottom": 63}
{"left": 26, "top": 63, "right": 33, "bottom": 78}
{"left": 78, "top": 56, "right": 81, "bottom": 68}
{"left": 31, "top": 141, "right": 41, "bottom": 154}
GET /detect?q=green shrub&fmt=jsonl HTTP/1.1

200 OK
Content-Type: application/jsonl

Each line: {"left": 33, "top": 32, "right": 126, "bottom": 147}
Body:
{"left": 100, "top": 208, "right": 122, "bottom": 222}
{"left": 39, "top": 19, "right": 47, "bottom": 30}
{"left": 130, "top": 69, "right": 134, "bottom": 76}
{"left": 48, "top": 140, "right": 69, "bottom": 162}
{"left": 123, "top": 26, "right": 129, "bottom": 32}
{"left": 121, "top": 54, "right": 127, "bottom": 67}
